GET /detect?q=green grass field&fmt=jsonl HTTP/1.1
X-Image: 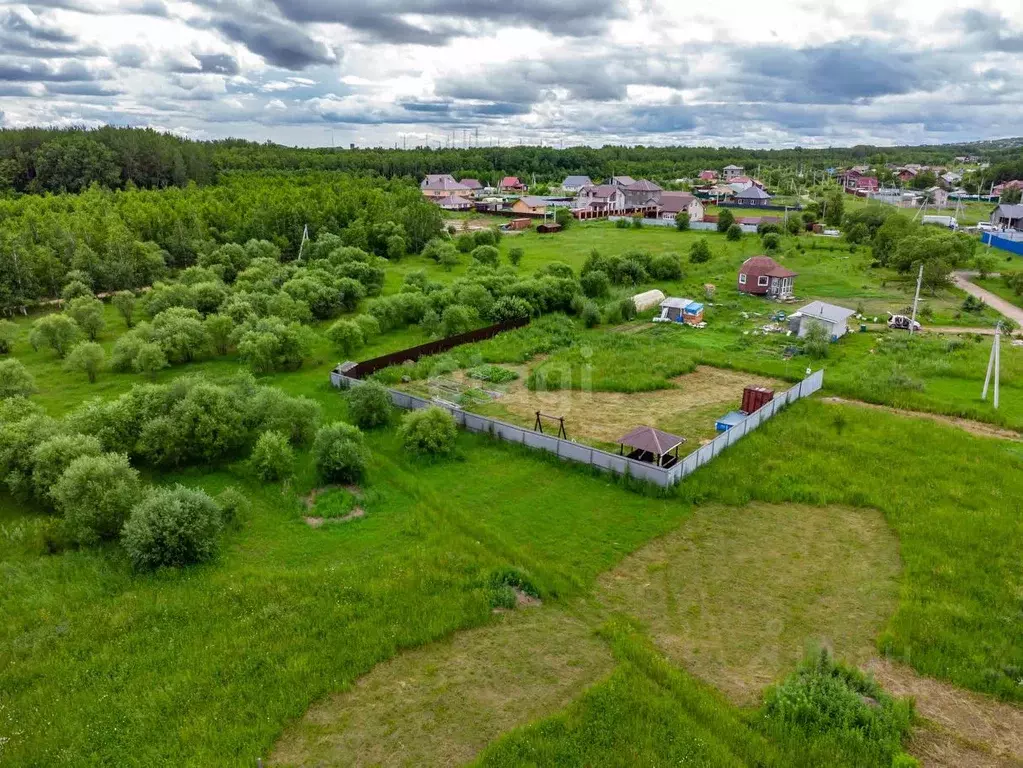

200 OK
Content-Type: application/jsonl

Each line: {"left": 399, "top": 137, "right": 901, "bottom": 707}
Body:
{"left": 2, "top": 219, "right": 1023, "bottom": 765}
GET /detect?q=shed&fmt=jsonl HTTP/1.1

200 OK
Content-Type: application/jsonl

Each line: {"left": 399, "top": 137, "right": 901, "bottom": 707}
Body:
{"left": 715, "top": 411, "right": 745, "bottom": 432}
{"left": 991, "top": 204, "right": 1023, "bottom": 230}
{"left": 656, "top": 296, "right": 694, "bottom": 322}
{"left": 536, "top": 222, "right": 562, "bottom": 234}
{"left": 617, "top": 426, "right": 685, "bottom": 468}
{"left": 504, "top": 218, "right": 531, "bottom": 231}
{"left": 738, "top": 256, "right": 797, "bottom": 298}
{"left": 790, "top": 301, "right": 856, "bottom": 341}
{"left": 683, "top": 302, "right": 704, "bottom": 325}
{"left": 633, "top": 289, "right": 666, "bottom": 312}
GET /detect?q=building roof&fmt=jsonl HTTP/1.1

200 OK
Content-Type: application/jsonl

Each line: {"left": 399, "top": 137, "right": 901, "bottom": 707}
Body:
{"left": 660, "top": 296, "right": 694, "bottom": 309}
{"left": 580, "top": 184, "right": 620, "bottom": 199}
{"left": 423, "top": 177, "right": 471, "bottom": 192}
{"left": 611, "top": 175, "right": 637, "bottom": 186}
{"left": 561, "top": 175, "right": 592, "bottom": 187}
{"left": 734, "top": 186, "right": 772, "bottom": 200}
{"left": 739, "top": 255, "right": 798, "bottom": 279}
{"left": 618, "top": 426, "right": 685, "bottom": 455}
{"left": 459, "top": 178, "right": 483, "bottom": 189}
{"left": 995, "top": 204, "right": 1023, "bottom": 218}
{"left": 625, "top": 179, "right": 662, "bottom": 192}
{"left": 659, "top": 192, "right": 697, "bottom": 213}
{"left": 794, "top": 301, "right": 856, "bottom": 324}
{"left": 517, "top": 196, "right": 548, "bottom": 208}
{"left": 699, "top": 170, "right": 718, "bottom": 179}
{"left": 437, "top": 195, "right": 474, "bottom": 209}
{"left": 723, "top": 164, "right": 743, "bottom": 170}
{"left": 422, "top": 173, "right": 457, "bottom": 188}
{"left": 500, "top": 176, "right": 524, "bottom": 187}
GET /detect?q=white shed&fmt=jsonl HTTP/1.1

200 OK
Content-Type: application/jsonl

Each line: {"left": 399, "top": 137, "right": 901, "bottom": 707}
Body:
{"left": 790, "top": 301, "right": 856, "bottom": 341}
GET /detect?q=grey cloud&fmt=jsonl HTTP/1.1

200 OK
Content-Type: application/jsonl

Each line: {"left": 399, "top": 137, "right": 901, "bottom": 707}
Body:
{"left": 196, "top": 10, "right": 336, "bottom": 70}
{"left": 1, "top": 8, "right": 75, "bottom": 43}
{"left": 25, "top": 0, "right": 168, "bottom": 16}
{"left": 0, "top": 59, "right": 102, "bottom": 83}
{"left": 113, "top": 46, "right": 148, "bottom": 68}
{"left": 197, "top": 53, "right": 240, "bottom": 75}
{"left": 957, "top": 10, "right": 1023, "bottom": 53}
{"left": 46, "top": 82, "right": 125, "bottom": 97}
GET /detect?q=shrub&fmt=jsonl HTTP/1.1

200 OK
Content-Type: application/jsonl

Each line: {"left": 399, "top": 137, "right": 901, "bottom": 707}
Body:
{"left": 803, "top": 321, "right": 830, "bottom": 359}
{"left": 29, "top": 314, "right": 80, "bottom": 358}
{"left": 961, "top": 295, "right": 985, "bottom": 313}
{"left": 61, "top": 280, "right": 92, "bottom": 301}
{"left": 580, "top": 269, "right": 610, "bottom": 299}
{"left": 467, "top": 364, "right": 518, "bottom": 383}
{"left": 689, "top": 238, "right": 712, "bottom": 263}
{"left": 0, "top": 358, "right": 37, "bottom": 399}
{"left": 248, "top": 386, "right": 321, "bottom": 445}
{"left": 508, "top": 247, "right": 524, "bottom": 266}
{"left": 674, "top": 212, "right": 690, "bottom": 231}
{"left": 726, "top": 223, "right": 743, "bottom": 241}
{"left": 399, "top": 407, "right": 457, "bottom": 455}
{"left": 757, "top": 222, "right": 782, "bottom": 236}
{"left": 203, "top": 314, "right": 235, "bottom": 356}
{"left": 631, "top": 214, "right": 643, "bottom": 229}
{"left": 619, "top": 297, "right": 638, "bottom": 321}
{"left": 471, "top": 245, "right": 500, "bottom": 267}
{"left": 439, "top": 248, "right": 460, "bottom": 271}
{"left": 215, "top": 486, "right": 250, "bottom": 527}
{"left": 250, "top": 430, "right": 294, "bottom": 481}
{"left": 489, "top": 296, "right": 533, "bottom": 322}
{"left": 442, "top": 304, "right": 478, "bottom": 336}
{"left": 786, "top": 216, "right": 803, "bottom": 235}
{"left": 65, "top": 297, "right": 105, "bottom": 341}
{"left": 52, "top": 453, "right": 141, "bottom": 545}
{"left": 455, "top": 233, "right": 474, "bottom": 253}
{"left": 581, "top": 301, "right": 602, "bottom": 327}
{"left": 716, "top": 208, "right": 735, "bottom": 232}
{"left": 0, "top": 319, "right": 16, "bottom": 354}
{"left": 614, "top": 217, "right": 630, "bottom": 228}
{"left": 762, "top": 232, "right": 782, "bottom": 251}
{"left": 235, "top": 317, "right": 310, "bottom": 373}
{"left": 346, "top": 381, "right": 392, "bottom": 429}
{"left": 134, "top": 342, "right": 168, "bottom": 378}
{"left": 313, "top": 422, "right": 369, "bottom": 483}
{"left": 649, "top": 253, "right": 683, "bottom": 280}
{"left": 326, "top": 319, "right": 364, "bottom": 357}
{"left": 112, "top": 290, "right": 137, "bottom": 327}
{"left": 473, "top": 228, "right": 497, "bottom": 247}
{"left": 122, "top": 485, "right": 223, "bottom": 571}
{"left": 353, "top": 313, "right": 381, "bottom": 341}
{"left": 30, "top": 433, "right": 103, "bottom": 503}
{"left": 64, "top": 342, "right": 106, "bottom": 383}
{"left": 151, "top": 307, "right": 209, "bottom": 363}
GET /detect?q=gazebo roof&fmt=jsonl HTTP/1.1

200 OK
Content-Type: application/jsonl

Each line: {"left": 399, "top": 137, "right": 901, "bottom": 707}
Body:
{"left": 617, "top": 426, "right": 685, "bottom": 455}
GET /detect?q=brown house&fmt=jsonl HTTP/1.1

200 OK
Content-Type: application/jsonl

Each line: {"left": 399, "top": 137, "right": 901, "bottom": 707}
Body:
{"left": 737, "top": 256, "right": 796, "bottom": 298}
{"left": 509, "top": 196, "right": 548, "bottom": 216}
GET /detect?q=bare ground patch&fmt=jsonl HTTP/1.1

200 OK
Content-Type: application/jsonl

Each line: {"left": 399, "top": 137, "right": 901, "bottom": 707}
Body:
{"left": 865, "top": 658, "right": 1023, "bottom": 767}
{"left": 475, "top": 366, "right": 785, "bottom": 451}
{"left": 598, "top": 502, "right": 901, "bottom": 706}
{"left": 822, "top": 397, "right": 1021, "bottom": 441}
{"left": 269, "top": 607, "right": 611, "bottom": 768}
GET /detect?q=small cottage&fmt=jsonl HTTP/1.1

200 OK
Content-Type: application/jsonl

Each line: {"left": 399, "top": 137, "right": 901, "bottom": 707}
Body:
{"left": 499, "top": 176, "right": 527, "bottom": 192}
{"left": 738, "top": 256, "right": 796, "bottom": 298}
{"left": 509, "top": 196, "right": 548, "bottom": 216}
{"left": 655, "top": 297, "right": 705, "bottom": 326}
{"left": 732, "top": 186, "right": 773, "bottom": 207}
{"left": 789, "top": 301, "right": 856, "bottom": 340}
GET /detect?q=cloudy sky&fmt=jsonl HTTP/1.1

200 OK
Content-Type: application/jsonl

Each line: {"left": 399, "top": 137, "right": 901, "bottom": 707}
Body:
{"left": 2, "top": 0, "right": 1022, "bottom": 149}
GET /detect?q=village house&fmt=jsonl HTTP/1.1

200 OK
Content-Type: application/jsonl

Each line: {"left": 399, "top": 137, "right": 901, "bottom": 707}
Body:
{"left": 723, "top": 164, "right": 744, "bottom": 181}
{"left": 576, "top": 184, "right": 625, "bottom": 213}
{"left": 610, "top": 175, "right": 637, "bottom": 187}
{"left": 926, "top": 186, "right": 949, "bottom": 208}
{"left": 499, "top": 176, "right": 527, "bottom": 193}
{"left": 789, "top": 301, "right": 856, "bottom": 341}
{"left": 732, "top": 186, "right": 773, "bottom": 207}
{"left": 658, "top": 192, "right": 704, "bottom": 222}
{"left": 737, "top": 256, "right": 796, "bottom": 298}
{"left": 559, "top": 175, "right": 592, "bottom": 194}
{"left": 622, "top": 179, "right": 663, "bottom": 208}
{"left": 994, "top": 180, "right": 1023, "bottom": 197}
{"left": 509, "top": 196, "right": 548, "bottom": 216}
{"left": 991, "top": 204, "right": 1023, "bottom": 230}
{"left": 698, "top": 170, "right": 718, "bottom": 182}
{"left": 458, "top": 179, "right": 483, "bottom": 196}
{"left": 421, "top": 175, "right": 472, "bottom": 199}
{"left": 436, "top": 195, "right": 475, "bottom": 211}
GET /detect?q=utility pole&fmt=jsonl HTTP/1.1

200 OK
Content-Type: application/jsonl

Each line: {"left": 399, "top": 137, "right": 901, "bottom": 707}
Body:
{"left": 297, "top": 224, "right": 310, "bottom": 262}
{"left": 909, "top": 263, "right": 923, "bottom": 335}
{"left": 982, "top": 323, "right": 1001, "bottom": 408}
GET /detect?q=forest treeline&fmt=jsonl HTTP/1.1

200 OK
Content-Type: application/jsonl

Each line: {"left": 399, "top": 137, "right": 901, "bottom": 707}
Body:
{"left": 0, "top": 172, "right": 442, "bottom": 311}
{"left": 3, "top": 126, "right": 1023, "bottom": 195}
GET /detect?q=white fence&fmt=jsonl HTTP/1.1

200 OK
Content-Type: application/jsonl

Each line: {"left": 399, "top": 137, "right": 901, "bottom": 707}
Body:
{"left": 330, "top": 369, "right": 825, "bottom": 488}
{"left": 606, "top": 217, "right": 759, "bottom": 233}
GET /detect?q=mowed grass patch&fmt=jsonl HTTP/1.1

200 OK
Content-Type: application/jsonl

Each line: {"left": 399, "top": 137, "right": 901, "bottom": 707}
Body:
{"left": 683, "top": 398, "right": 1023, "bottom": 703}
{"left": 599, "top": 502, "right": 901, "bottom": 704}
{"left": 271, "top": 606, "right": 613, "bottom": 768}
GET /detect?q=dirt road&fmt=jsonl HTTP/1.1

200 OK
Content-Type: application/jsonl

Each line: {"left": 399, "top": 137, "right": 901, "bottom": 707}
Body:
{"left": 954, "top": 272, "right": 1023, "bottom": 327}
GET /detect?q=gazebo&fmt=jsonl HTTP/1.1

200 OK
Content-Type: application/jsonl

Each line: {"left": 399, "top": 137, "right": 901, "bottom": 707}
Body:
{"left": 617, "top": 426, "right": 686, "bottom": 468}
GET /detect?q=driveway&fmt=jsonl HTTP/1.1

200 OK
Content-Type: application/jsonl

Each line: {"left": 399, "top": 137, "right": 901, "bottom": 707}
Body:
{"left": 953, "top": 272, "right": 1023, "bottom": 327}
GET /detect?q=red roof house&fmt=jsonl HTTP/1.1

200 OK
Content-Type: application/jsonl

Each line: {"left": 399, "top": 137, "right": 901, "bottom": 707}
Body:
{"left": 499, "top": 176, "right": 526, "bottom": 192}
{"left": 698, "top": 170, "right": 718, "bottom": 181}
{"left": 737, "top": 256, "right": 797, "bottom": 298}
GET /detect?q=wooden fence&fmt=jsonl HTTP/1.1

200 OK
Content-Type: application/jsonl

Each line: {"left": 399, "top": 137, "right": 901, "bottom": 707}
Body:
{"left": 342, "top": 317, "right": 530, "bottom": 379}
{"left": 329, "top": 368, "right": 825, "bottom": 488}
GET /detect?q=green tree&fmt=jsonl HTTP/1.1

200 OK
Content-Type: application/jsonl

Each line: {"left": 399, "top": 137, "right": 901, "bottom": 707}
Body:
{"left": 823, "top": 190, "right": 844, "bottom": 227}
{"left": 65, "top": 297, "right": 105, "bottom": 341}
{"left": 32, "top": 135, "right": 119, "bottom": 193}
{"left": 64, "top": 342, "right": 106, "bottom": 383}
{"left": 726, "top": 223, "right": 743, "bottom": 241}
{"left": 0, "top": 358, "right": 37, "bottom": 399}
{"left": 508, "top": 247, "right": 524, "bottom": 267}
{"left": 554, "top": 207, "right": 573, "bottom": 229}
{"left": 398, "top": 407, "right": 457, "bottom": 455}
{"left": 52, "top": 452, "right": 141, "bottom": 544}
{"left": 313, "top": 422, "right": 369, "bottom": 483}
{"left": 30, "top": 433, "right": 102, "bottom": 503}
{"left": 762, "top": 233, "right": 781, "bottom": 251}
{"left": 716, "top": 208, "right": 735, "bottom": 232}
{"left": 674, "top": 212, "right": 690, "bottom": 231}
{"left": 689, "top": 239, "right": 712, "bottom": 263}
{"left": 152, "top": 307, "right": 209, "bottom": 363}
{"left": 235, "top": 317, "right": 310, "bottom": 373}
{"left": 442, "top": 304, "right": 478, "bottom": 336}
{"left": 249, "top": 430, "right": 294, "bottom": 482}
{"left": 121, "top": 485, "right": 223, "bottom": 571}
{"left": 346, "top": 381, "right": 392, "bottom": 429}
{"left": 112, "top": 291, "right": 137, "bottom": 328}
{"left": 1002, "top": 187, "right": 1022, "bottom": 204}
{"left": 802, "top": 321, "right": 830, "bottom": 359}
{"left": 0, "top": 320, "right": 17, "bottom": 355}
{"left": 203, "top": 314, "right": 235, "bottom": 356}
{"left": 580, "top": 270, "right": 610, "bottom": 298}
{"left": 973, "top": 254, "right": 996, "bottom": 280}
{"left": 471, "top": 245, "right": 500, "bottom": 267}
{"left": 326, "top": 319, "right": 364, "bottom": 357}
{"left": 134, "top": 342, "right": 168, "bottom": 378}
{"left": 29, "top": 314, "right": 80, "bottom": 358}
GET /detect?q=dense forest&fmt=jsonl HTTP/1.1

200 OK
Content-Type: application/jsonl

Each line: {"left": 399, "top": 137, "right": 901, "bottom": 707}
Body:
{"left": 3, "top": 126, "right": 1023, "bottom": 194}
{"left": 0, "top": 172, "right": 442, "bottom": 311}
